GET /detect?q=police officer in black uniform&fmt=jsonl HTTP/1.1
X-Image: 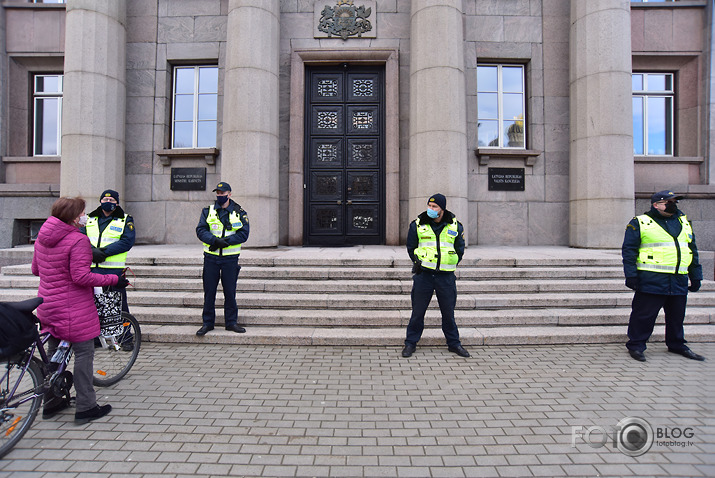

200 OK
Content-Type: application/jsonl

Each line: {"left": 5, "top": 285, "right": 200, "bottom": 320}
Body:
{"left": 622, "top": 190, "right": 705, "bottom": 362}
{"left": 195, "top": 182, "right": 250, "bottom": 336}
{"left": 402, "top": 194, "right": 470, "bottom": 358}
{"left": 82, "top": 189, "right": 135, "bottom": 313}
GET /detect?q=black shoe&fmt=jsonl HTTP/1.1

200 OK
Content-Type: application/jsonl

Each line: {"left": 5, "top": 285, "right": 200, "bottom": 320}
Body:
{"left": 43, "top": 399, "right": 71, "bottom": 419}
{"left": 225, "top": 324, "right": 246, "bottom": 333}
{"left": 74, "top": 404, "right": 112, "bottom": 425}
{"left": 668, "top": 348, "right": 705, "bottom": 361}
{"left": 629, "top": 350, "right": 646, "bottom": 362}
{"left": 448, "top": 345, "right": 470, "bottom": 358}
{"left": 196, "top": 325, "right": 214, "bottom": 336}
{"left": 402, "top": 344, "right": 416, "bottom": 358}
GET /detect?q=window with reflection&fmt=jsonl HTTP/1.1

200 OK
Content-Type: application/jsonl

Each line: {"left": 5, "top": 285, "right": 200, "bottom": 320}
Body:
{"left": 33, "top": 74, "right": 63, "bottom": 156}
{"left": 172, "top": 66, "right": 218, "bottom": 149}
{"left": 632, "top": 73, "right": 673, "bottom": 156}
{"left": 477, "top": 64, "right": 525, "bottom": 149}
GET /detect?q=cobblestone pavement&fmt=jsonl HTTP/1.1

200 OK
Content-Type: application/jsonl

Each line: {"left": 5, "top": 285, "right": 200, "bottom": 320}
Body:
{"left": 1, "top": 342, "right": 714, "bottom": 477}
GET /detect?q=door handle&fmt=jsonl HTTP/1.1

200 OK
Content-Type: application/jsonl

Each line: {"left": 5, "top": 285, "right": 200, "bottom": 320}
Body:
{"left": 337, "top": 200, "right": 342, "bottom": 205}
{"left": 347, "top": 200, "right": 353, "bottom": 205}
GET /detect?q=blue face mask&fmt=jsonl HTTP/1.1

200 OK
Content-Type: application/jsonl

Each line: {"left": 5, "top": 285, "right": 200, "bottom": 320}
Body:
{"left": 101, "top": 202, "right": 117, "bottom": 213}
{"left": 426, "top": 208, "right": 439, "bottom": 219}
{"left": 216, "top": 195, "right": 229, "bottom": 205}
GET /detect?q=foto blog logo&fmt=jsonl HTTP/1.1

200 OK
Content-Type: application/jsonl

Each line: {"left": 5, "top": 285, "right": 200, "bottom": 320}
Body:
{"left": 572, "top": 417, "right": 654, "bottom": 457}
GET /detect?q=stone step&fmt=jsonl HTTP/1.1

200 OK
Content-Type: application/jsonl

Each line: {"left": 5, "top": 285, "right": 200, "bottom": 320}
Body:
{"left": 3, "top": 288, "right": 714, "bottom": 311}
{"left": 0, "top": 276, "right": 657, "bottom": 294}
{"left": 2, "top": 244, "right": 712, "bottom": 347}
{"left": 126, "top": 306, "right": 714, "bottom": 327}
{"left": 140, "top": 324, "right": 715, "bottom": 346}
{"left": 1, "top": 263, "right": 625, "bottom": 280}
{"left": 0, "top": 255, "right": 624, "bottom": 271}
{"left": 123, "top": 256, "right": 624, "bottom": 268}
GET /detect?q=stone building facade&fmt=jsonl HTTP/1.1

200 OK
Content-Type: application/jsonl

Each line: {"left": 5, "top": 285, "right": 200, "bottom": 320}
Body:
{"left": 1, "top": 0, "right": 713, "bottom": 251}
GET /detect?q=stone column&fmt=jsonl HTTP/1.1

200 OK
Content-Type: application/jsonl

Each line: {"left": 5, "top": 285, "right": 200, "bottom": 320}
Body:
{"left": 222, "top": 0, "right": 280, "bottom": 247}
{"left": 569, "top": 0, "right": 634, "bottom": 248}
{"left": 60, "top": 0, "right": 126, "bottom": 200}
{"left": 408, "top": 1, "right": 468, "bottom": 233}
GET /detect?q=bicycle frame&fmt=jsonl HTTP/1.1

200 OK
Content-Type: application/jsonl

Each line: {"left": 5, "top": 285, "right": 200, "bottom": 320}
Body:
{"left": 1, "top": 332, "right": 67, "bottom": 412}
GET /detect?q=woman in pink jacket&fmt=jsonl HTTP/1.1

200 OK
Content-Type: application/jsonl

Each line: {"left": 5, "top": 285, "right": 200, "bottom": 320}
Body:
{"left": 32, "top": 197, "right": 126, "bottom": 425}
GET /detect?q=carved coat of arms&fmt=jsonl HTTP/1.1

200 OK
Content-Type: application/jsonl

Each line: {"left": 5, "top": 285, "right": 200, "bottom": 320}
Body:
{"left": 318, "top": 0, "right": 372, "bottom": 40}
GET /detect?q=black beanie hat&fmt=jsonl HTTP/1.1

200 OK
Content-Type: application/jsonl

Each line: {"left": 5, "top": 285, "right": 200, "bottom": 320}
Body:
{"left": 100, "top": 189, "right": 119, "bottom": 202}
{"left": 428, "top": 193, "right": 446, "bottom": 211}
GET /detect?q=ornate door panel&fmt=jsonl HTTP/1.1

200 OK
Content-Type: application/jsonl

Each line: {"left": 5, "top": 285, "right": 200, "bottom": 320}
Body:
{"left": 304, "top": 65, "right": 385, "bottom": 245}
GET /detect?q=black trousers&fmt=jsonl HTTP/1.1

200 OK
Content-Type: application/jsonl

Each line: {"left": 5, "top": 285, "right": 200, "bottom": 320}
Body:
{"left": 202, "top": 253, "right": 241, "bottom": 327}
{"left": 626, "top": 291, "right": 688, "bottom": 353}
{"left": 405, "top": 271, "right": 461, "bottom": 347}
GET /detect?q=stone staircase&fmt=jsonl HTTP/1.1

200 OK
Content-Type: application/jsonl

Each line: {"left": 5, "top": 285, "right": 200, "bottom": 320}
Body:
{"left": 1, "top": 245, "right": 714, "bottom": 347}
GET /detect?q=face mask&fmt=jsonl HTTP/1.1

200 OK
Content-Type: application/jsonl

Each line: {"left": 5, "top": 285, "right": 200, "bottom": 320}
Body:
{"left": 216, "top": 195, "right": 229, "bottom": 205}
{"left": 77, "top": 214, "right": 88, "bottom": 227}
{"left": 101, "top": 202, "right": 117, "bottom": 213}
{"left": 664, "top": 202, "right": 678, "bottom": 214}
{"left": 426, "top": 208, "right": 439, "bottom": 219}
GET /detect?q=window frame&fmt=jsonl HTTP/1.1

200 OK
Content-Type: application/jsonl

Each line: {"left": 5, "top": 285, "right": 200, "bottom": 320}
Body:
{"left": 32, "top": 74, "right": 63, "bottom": 157}
{"left": 632, "top": 72, "right": 675, "bottom": 156}
{"left": 477, "top": 63, "right": 526, "bottom": 150}
{"left": 171, "top": 65, "right": 219, "bottom": 150}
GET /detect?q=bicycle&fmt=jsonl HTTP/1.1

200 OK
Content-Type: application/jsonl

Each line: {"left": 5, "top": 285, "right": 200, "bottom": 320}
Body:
{"left": 0, "top": 297, "right": 140, "bottom": 458}
{"left": 93, "top": 310, "right": 141, "bottom": 386}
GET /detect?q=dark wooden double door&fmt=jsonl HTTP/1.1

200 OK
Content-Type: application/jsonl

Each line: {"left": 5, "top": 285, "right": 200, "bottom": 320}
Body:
{"left": 304, "top": 65, "right": 385, "bottom": 246}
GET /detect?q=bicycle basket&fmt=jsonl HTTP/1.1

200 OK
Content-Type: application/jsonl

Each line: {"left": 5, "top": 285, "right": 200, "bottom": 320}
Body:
{"left": 94, "top": 289, "right": 123, "bottom": 336}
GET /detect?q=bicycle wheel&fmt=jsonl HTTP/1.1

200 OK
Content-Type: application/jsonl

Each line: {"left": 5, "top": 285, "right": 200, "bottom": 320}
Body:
{"left": 0, "top": 356, "right": 43, "bottom": 459}
{"left": 93, "top": 312, "right": 141, "bottom": 387}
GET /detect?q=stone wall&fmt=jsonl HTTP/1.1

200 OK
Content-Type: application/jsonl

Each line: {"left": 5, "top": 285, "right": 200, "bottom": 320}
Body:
{"left": 464, "top": 0, "right": 571, "bottom": 245}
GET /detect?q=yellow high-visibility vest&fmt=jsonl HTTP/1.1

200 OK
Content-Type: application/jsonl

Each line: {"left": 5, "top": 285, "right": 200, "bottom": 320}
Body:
{"left": 85, "top": 216, "right": 129, "bottom": 268}
{"left": 414, "top": 217, "right": 459, "bottom": 272}
{"left": 636, "top": 214, "right": 693, "bottom": 274}
{"left": 202, "top": 205, "right": 243, "bottom": 256}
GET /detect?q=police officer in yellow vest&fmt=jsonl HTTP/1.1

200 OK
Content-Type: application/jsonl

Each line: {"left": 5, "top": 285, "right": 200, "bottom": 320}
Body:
{"left": 402, "top": 194, "right": 470, "bottom": 358}
{"left": 195, "top": 182, "right": 250, "bottom": 336}
{"left": 82, "top": 189, "right": 135, "bottom": 312}
{"left": 622, "top": 190, "right": 705, "bottom": 362}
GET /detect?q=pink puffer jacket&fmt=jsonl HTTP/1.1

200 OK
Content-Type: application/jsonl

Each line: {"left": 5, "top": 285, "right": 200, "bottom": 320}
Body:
{"left": 31, "top": 216, "right": 118, "bottom": 343}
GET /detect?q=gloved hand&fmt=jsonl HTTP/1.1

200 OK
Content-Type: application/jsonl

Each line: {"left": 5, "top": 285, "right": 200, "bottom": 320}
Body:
{"left": 116, "top": 275, "right": 130, "bottom": 288}
{"left": 625, "top": 277, "right": 639, "bottom": 290}
{"left": 92, "top": 247, "right": 107, "bottom": 263}
{"left": 411, "top": 260, "right": 422, "bottom": 274}
{"left": 209, "top": 238, "right": 229, "bottom": 251}
{"left": 688, "top": 280, "right": 701, "bottom": 292}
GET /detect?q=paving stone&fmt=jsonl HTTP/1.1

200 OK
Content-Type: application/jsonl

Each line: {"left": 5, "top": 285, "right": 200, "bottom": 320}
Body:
{"left": 3, "top": 342, "right": 714, "bottom": 477}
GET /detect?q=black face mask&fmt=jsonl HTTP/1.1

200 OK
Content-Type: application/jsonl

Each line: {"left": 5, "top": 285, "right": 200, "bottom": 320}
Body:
{"left": 101, "top": 202, "right": 117, "bottom": 213}
{"left": 664, "top": 202, "right": 678, "bottom": 214}
{"left": 216, "top": 195, "right": 229, "bottom": 205}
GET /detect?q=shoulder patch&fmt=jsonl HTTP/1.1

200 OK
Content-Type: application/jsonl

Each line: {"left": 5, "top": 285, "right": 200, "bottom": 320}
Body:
{"left": 127, "top": 223, "right": 134, "bottom": 231}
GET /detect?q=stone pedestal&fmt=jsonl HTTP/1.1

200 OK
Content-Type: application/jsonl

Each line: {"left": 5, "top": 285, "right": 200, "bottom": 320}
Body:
{"left": 60, "top": 0, "right": 126, "bottom": 201}
{"left": 222, "top": 0, "right": 280, "bottom": 246}
{"left": 569, "top": 0, "right": 634, "bottom": 247}
{"left": 408, "top": 1, "right": 469, "bottom": 231}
